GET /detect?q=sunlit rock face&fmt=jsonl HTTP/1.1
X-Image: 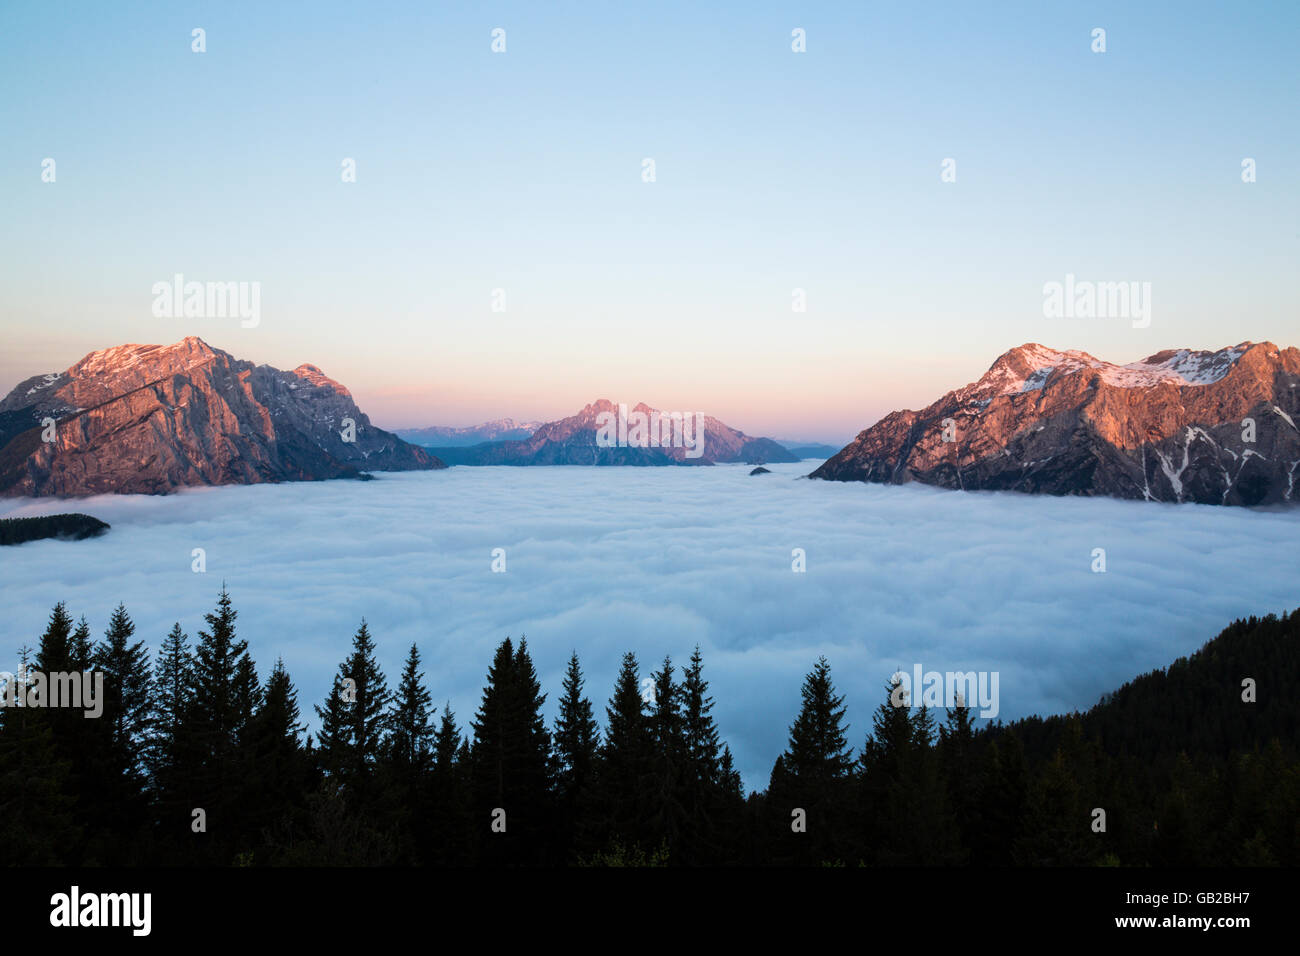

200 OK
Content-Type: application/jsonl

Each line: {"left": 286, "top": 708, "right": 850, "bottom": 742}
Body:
{"left": 812, "top": 342, "right": 1300, "bottom": 506}
{"left": 0, "top": 337, "right": 443, "bottom": 496}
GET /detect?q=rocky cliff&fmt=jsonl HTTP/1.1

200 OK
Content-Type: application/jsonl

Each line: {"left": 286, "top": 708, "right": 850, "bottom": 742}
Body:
{"left": 811, "top": 342, "right": 1300, "bottom": 506}
{"left": 0, "top": 337, "right": 443, "bottom": 496}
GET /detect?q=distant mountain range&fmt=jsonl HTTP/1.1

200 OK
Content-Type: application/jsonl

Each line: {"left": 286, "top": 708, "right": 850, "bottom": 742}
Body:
{"left": 422, "top": 400, "right": 797, "bottom": 466}
{"left": 813, "top": 341, "right": 1300, "bottom": 506}
{"left": 400, "top": 421, "right": 833, "bottom": 462}
{"left": 395, "top": 419, "right": 543, "bottom": 447}
{"left": 776, "top": 441, "right": 843, "bottom": 460}
{"left": 0, "top": 337, "right": 442, "bottom": 496}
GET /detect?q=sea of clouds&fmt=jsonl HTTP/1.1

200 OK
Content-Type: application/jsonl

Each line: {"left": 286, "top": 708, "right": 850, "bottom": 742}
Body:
{"left": 2, "top": 462, "right": 1296, "bottom": 789}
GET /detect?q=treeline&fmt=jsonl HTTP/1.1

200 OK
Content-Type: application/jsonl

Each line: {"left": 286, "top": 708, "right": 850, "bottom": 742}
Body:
{"left": 0, "top": 513, "right": 109, "bottom": 546}
{"left": 0, "top": 591, "right": 1296, "bottom": 866}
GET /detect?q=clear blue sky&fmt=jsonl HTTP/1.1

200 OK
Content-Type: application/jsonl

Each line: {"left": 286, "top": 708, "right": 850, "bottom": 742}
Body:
{"left": 1, "top": 0, "right": 1296, "bottom": 441}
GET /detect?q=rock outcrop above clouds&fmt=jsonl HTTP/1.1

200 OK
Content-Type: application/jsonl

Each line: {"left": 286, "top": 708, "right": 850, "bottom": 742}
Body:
{"left": 811, "top": 342, "right": 1300, "bottom": 506}
{"left": 0, "top": 337, "right": 442, "bottom": 496}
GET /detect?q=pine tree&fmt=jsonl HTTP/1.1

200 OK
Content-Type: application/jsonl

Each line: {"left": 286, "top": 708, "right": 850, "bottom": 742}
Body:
{"left": 192, "top": 587, "right": 249, "bottom": 759}
{"left": 84, "top": 603, "right": 153, "bottom": 860}
{"left": 861, "top": 674, "right": 913, "bottom": 783}
{"left": 913, "top": 704, "right": 937, "bottom": 749}
{"left": 434, "top": 704, "right": 462, "bottom": 773}
{"left": 387, "top": 643, "right": 434, "bottom": 775}
{"left": 187, "top": 587, "right": 251, "bottom": 860}
{"left": 314, "top": 620, "right": 390, "bottom": 801}
{"left": 714, "top": 744, "right": 748, "bottom": 863}
{"left": 553, "top": 652, "right": 599, "bottom": 797}
{"left": 513, "top": 640, "right": 552, "bottom": 773}
{"left": 0, "top": 648, "right": 80, "bottom": 863}
{"left": 940, "top": 693, "right": 977, "bottom": 750}
{"left": 153, "top": 624, "right": 193, "bottom": 741}
{"left": 681, "top": 647, "right": 721, "bottom": 786}
{"left": 771, "top": 657, "right": 853, "bottom": 864}
{"left": 719, "top": 745, "right": 744, "bottom": 799}
{"left": 148, "top": 622, "right": 195, "bottom": 854}
{"left": 783, "top": 657, "right": 852, "bottom": 784}
{"left": 314, "top": 674, "right": 350, "bottom": 782}
{"left": 291, "top": 623, "right": 396, "bottom": 865}
{"left": 552, "top": 652, "right": 600, "bottom": 860}
{"left": 470, "top": 637, "right": 553, "bottom": 864}
{"left": 599, "top": 651, "right": 653, "bottom": 852}
{"left": 32, "top": 604, "right": 103, "bottom": 860}
{"left": 428, "top": 703, "right": 473, "bottom": 864}
{"left": 646, "top": 655, "right": 686, "bottom": 860}
{"left": 223, "top": 651, "right": 265, "bottom": 856}
{"left": 468, "top": 637, "right": 517, "bottom": 844}
{"left": 679, "top": 647, "right": 728, "bottom": 862}
{"left": 149, "top": 623, "right": 193, "bottom": 781}
{"left": 382, "top": 643, "right": 434, "bottom": 863}
{"left": 232, "top": 653, "right": 263, "bottom": 747}
{"left": 939, "top": 694, "right": 981, "bottom": 858}
{"left": 254, "top": 659, "right": 306, "bottom": 765}
{"left": 70, "top": 616, "right": 93, "bottom": 670}
{"left": 514, "top": 638, "right": 554, "bottom": 858}
{"left": 245, "top": 658, "right": 310, "bottom": 860}
{"left": 345, "top": 620, "right": 390, "bottom": 778}
{"left": 35, "top": 602, "right": 74, "bottom": 673}
{"left": 94, "top": 603, "right": 154, "bottom": 783}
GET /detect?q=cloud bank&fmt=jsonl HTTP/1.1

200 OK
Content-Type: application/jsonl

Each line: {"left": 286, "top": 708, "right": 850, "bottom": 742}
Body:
{"left": 2, "top": 464, "right": 1295, "bottom": 790}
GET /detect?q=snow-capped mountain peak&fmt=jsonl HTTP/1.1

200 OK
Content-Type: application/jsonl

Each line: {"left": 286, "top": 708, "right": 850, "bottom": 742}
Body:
{"left": 815, "top": 340, "right": 1300, "bottom": 506}
{"left": 970, "top": 342, "right": 1257, "bottom": 401}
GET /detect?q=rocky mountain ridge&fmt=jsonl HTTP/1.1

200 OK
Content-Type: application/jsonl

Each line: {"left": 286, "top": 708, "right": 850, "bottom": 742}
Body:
{"left": 811, "top": 341, "right": 1300, "bottom": 506}
{"left": 0, "top": 337, "right": 442, "bottom": 496}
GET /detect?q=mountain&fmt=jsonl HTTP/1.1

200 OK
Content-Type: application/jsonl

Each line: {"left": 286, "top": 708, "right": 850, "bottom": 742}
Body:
{"left": 395, "top": 419, "right": 542, "bottom": 447}
{"left": 811, "top": 341, "right": 1300, "bottom": 506}
{"left": 777, "top": 441, "right": 844, "bottom": 460}
{"left": 430, "top": 399, "right": 798, "bottom": 466}
{"left": 0, "top": 337, "right": 443, "bottom": 496}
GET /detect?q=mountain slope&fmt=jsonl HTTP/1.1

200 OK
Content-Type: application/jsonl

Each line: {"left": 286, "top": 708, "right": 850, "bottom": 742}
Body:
{"left": 1007, "top": 607, "right": 1300, "bottom": 764}
{"left": 0, "top": 337, "right": 443, "bottom": 496}
{"left": 811, "top": 341, "right": 1300, "bottom": 505}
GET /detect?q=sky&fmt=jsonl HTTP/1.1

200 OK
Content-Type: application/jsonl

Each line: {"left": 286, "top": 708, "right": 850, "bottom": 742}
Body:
{"left": 1, "top": 1, "right": 1297, "bottom": 442}
{"left": 2, "top": 463, "right": 1296, "bottom": 792}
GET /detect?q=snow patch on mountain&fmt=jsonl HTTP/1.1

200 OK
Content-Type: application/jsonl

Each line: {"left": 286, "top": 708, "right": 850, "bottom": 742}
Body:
{"left": 978, "top": 342, "right": 1252, "bottom": 398}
